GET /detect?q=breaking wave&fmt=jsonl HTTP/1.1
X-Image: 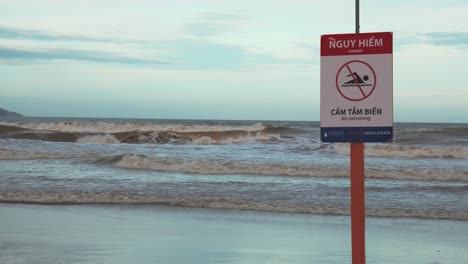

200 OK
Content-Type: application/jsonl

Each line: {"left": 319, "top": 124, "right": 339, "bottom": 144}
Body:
{"left": 333, "top": 143, "right": 468, "bottom": 159}
{"left": 2, "top": 149, "right": 466, "bottom": 181}
{"left": 117, "top": 130, "right": 281, "bottom": 144}
{"left": 0, "top": 121, "right": 270, "bottom": 133}
{"left": 77, "top": 134, "right": 120, "bottom": 144}
{"left": 400, "top": 127, "right": 468, "bottom": 137}
{"left": 110, "top": 154, "right": 344, "bottom": 177}
{"left": 0, "top": 123, "right": 283, "bottom": 144}
{"left": 105, "top": 154, "right": 468, "bottom": 181}
{"left": 395, "top": 127, "right": 468, "bottom": 145}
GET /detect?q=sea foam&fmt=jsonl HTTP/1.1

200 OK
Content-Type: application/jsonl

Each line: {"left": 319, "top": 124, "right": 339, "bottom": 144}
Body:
{"left": 110, "top": 154, "right": 468, "bottom": 181}
{"left": 0, "top": 121, "right": 281, "bottom": 144}
{"left": 333, "top": 143, "right": 468, "bottom": 159}
{"left": 1, "top": 149, "right": 466, "bottom": 181}
{"left": 0, "top": 121, "right": 270, "bottom": 133}
{"left": 77, "top": 134, "right": 119, "bottom": 144}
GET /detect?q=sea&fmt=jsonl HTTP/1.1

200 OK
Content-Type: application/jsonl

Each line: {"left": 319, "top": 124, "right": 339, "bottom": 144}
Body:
{"left": 1, "top": 117, "right": 467, "bottom": 220}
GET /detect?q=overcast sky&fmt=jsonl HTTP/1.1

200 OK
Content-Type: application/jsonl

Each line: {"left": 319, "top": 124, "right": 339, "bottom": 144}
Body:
{"left": 1, "top": 0, "right": 467, "bottom": 122}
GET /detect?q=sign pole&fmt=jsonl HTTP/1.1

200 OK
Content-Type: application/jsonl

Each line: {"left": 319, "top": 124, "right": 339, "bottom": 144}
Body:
{"left": 320, "top": 4, "right": 393, "bottom": 264}
{"left": 351, "top": 142, "right": 365, "bottom": 263}
{"left": 351, "top": 1, "right": 365, "bottom": 264}
{"left": 355, "top": 0, "right": 360, "bottom": 34}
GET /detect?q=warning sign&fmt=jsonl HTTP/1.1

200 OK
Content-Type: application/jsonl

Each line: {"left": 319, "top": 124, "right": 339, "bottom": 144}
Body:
{"left": 320, "top": 32, "right": 393, "bottom": 142}
{"left": 336, "top": 60, "right": 376, "bottom": 101}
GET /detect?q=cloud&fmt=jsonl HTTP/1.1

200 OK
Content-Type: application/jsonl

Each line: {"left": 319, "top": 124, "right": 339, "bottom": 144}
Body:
{"left": 425, "top": 32, "right": 468, "bottom": 47}
{"left": 155, "top": 39, "right": 247, "bottom": 69}
{"left": 201, "top": 12, "right": 246, "bottom": 21}
{"left": 151, "top": 39, "right": 312, "bottom": 69}
{"left": 396, "top": 32, "right": 468, "bottom": 49}
{"left": 183, "top": 12, "right": 246, "bottom": 37}
{"left": 183, "top": 22, "right": 233, "bottom": 37}
{"left": 0, "top": 40, "right": 282, "bottom": 69}
{"left": 0, "top": 39, "right": 296, "bottom": 69}
{"left": 0, "top": 46, "right": 169, "bottom": 65}
{"left": 0, "top": 24, "right": 312, "bottom": 69}
{"left": 0, "top": 25, "right": 137, "bottom": 44}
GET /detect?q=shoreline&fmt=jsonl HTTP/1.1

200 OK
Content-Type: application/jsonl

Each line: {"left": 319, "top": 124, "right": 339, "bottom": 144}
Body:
{"left": 1, "top": 202, "right": 468, "bottom": 222}
{"left": 1, "top": 203, "right": 468, "bottom": 264}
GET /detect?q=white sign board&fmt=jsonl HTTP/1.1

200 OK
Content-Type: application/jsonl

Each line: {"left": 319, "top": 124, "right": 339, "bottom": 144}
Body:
{"left": 320, "top": 32, "right": 393, "bottom": 142}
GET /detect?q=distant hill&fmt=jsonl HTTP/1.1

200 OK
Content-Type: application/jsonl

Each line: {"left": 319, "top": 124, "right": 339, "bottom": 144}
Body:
{"left": 0, "top": 107, "right": 23, "bottom": 117}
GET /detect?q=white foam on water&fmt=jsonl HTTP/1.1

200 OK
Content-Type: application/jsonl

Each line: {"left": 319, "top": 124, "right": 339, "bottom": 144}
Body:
{"left": 77, "top": 134, "right": 119, "bottom": 144}
{"left": 111, "top": 154, "right": 468, "bottom": 181}
{"left": 334, "top": 143, "right": 468, "bottom": 159}
{"left": 190, "top": 132, "right": 281, "bottom": 144}
{"left": 0, "top": 121, "right": 270, "bottom": 133}
{"left": 366, "top": 168, "right": 468, "bottom": 182}
{"left": 126, "top": 131, "right": 282, "bottom": 144}
{"left": 1, "top": 149, "right": 466, "bottom": 181}
{"left": 112, "top": 154, "right": 347, "bottom": 177}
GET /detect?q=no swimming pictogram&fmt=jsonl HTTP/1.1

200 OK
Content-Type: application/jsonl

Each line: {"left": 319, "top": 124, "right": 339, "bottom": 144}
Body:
{"left": 335, "top": 60, "right": 376, "bottom": 101}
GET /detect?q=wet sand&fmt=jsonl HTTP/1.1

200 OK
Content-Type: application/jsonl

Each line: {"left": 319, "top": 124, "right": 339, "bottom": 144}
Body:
{"left": 1, "top": 204, "right": 467, "bottom": 264}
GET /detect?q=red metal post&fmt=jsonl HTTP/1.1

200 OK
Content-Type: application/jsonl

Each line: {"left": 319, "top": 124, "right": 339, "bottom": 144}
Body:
{"left": 351, "top": 142, "right": 365, "bottom": 264}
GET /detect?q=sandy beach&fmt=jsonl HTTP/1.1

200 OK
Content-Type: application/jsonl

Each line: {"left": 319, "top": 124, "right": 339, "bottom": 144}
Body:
{"left": 1, "top": 204, "right": 467, "bottom": 264}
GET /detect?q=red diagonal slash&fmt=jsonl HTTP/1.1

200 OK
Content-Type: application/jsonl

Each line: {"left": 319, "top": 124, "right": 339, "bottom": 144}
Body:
{"left": 345, "top": 64, "right": 366, "bottom": 97}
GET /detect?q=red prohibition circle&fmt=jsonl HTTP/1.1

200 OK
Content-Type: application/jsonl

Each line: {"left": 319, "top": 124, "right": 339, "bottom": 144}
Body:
{"left": 335, "top": 60, "right": 377, "bottom": 102}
